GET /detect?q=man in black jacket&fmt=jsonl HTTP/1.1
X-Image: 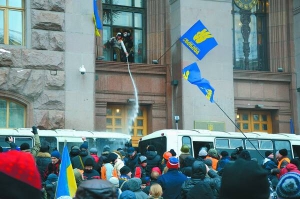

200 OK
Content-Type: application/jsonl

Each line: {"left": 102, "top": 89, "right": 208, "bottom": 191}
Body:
{"left": 145, "top": 145, "right": 161, "bottom": 177}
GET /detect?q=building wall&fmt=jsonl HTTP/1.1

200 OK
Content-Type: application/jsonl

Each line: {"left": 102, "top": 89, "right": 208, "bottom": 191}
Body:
{"left": 294, "top": 0, "right": 300, "bottom": 133}
{"left": 170, "top": 0, "right": 235, "bottom": 131}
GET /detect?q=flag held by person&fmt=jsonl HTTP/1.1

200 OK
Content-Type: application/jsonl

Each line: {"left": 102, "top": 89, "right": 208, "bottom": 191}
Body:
{"left": 180, "top": 20, "right": 218, "bottom": 60}
{"left": 182, "top": 62, "right": 215, "bottom": 103}
{"left": 56, "top": 146, "right": 77, "bottom": 199}
{"left": 93, "top": 0, "right": 102, "bottom": 37}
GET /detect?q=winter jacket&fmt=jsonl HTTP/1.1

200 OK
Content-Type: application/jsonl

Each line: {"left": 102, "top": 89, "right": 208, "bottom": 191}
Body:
{"left": 135, "top": 165, "right": 147, "bottom": 179}
{"left": 187, "top": 180, "right": 215, "bottom": 199}
{"left": 205, "top": 156, "right": 219, "bottom": 171}
{"left": 101, "top": 163, "right": 117, "bottom": 180}
{"left": 127, "top": 178, "right": 148, "bottom": 199}
{"left": 181, "top": 156, "right": 195, "bottom": 177}
{"left": 126, "top": 153, "right": 140, "bottom": 177}
{"left": 181, "top": 160, "right": 221, "bottom": 199}
{"left": 179, "top": 153, "right": 190, "bottom": 168}
{"left": 83, "top": 169, "right": 100, "bottom": 180}
{"left": 217, "top": 156, "right": 231, "bottom": 171}
{"left": 36, "top": 152, "right": 51, "bottom": 181}
{"left": 278, "top": 163, "right": 300, "bottom": 179}
{"left": 115, "top": 158, "right": 125, "bottom": 177}
{"left": 157, "top": 169, "right": 187, "bottom": 199}
{"left": 44, "top": 159, "right": 61, "bottom": 179}
{"left": 145, "top": 151, "right": 161, "bottom": 176}
{"left": 71, "top": 151, "right": 96, "bottom": 170}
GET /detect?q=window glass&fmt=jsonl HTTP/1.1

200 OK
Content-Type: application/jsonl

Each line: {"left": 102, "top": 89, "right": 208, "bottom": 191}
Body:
{"left": 106, "top": 118, "right": 112, "bottom": 125}
{"left": 8, "top": 101, "right": 24, "bottom": 128}
{"left": 246, "top": 139, "right": 258, "bottom": 149}
{"left": 138, "top": 109, "right": 143, "bottom": 117}
{"left": 115, "top": 108, "right": 122, "bottom": 116}
{"left": 112, "top": 11, "right": 133, "bottom": 26}
{"left": 112, "top": 0, "right": 131, "bottom": 6}
{"left": 137, "top": 119, "right": 143, "bottom": 126}
{"left": 0, "top": 99, "right": 7, "bottom": 127}
{"left": 15, "top": 137, "right": 33, "bottom": 148}
{"left": 40, "top": 136, "right": 58, "bottom": 152}
{"left": 106, "top": 108, "right": 112, "bottom": 116}
{"left": 0, "top": 10, "right": 3, "bottom": 44}
{"left": 134, "top": 13, "right": 142, "bottom": 28}
{"left": 254, "top": 123, "right": 260, "bottom": 130}
{"left": 230, "top": 139, "right": 243, "bottom": 149}
{"left": 9, "top": 10, "right": 23, "bottom": 45}
{"left": 137, "top": 129, "right": 143, "bottom": 136}
{"left": 215, "top": 139, "right": 229, "bottom": 148}
{"left": 182, "top": 136, "right": 193, "bottom": 155}
{"left": 115, "top": 118, "right": 122, "bottom": 126}
{"left": 134, "top": 0, "right": 142, "bottom": 7}
{"left": 243, "top": 123, "right": 248, "bottom": 130}
{"left": 262, "top": 124, "right": 268, "bottom": 130}
{"left": 139, "top": 137, "right": 167, "bottom": 157}
{"left": 8, "top": 0, "right": 22, "bottom": 8}
{"left": 134, "top": 29, "right": 142, "bottom": 63}
{"left": 274, "top": 141, "right": 291, "bottom": 151}
{"left": 242, "top": 114, "right": 248, "bottom": 121}
{"left": 262, "top": 115, "right": 267, "bottom": 121}
{"left": 259, "top": 140, "right": 273, "bottom": 149}
{"left": 253, "top": 114, "right": 259, "bottom": 121}
{"left": 0, "top": 0, "right": 5, "bottom": 6}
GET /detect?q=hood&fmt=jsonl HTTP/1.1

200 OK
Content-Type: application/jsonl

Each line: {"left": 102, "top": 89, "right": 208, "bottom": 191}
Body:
{"left": 286, "top": 163, "right": 299, "bottom": 172}
{"left": 146, "top": 151, "right": 157, "bottom": 160}
{"left": 37, "top": 152, "right": 51, "bottom": 158}
{"left": 191, "top": 160, "right": 207, "bottom": 179}
{"left": 127, "top": 178, "right": 142, "bottom": 192}
{"left": 183, "top": 155, "right": 195, "bottom": 167}
{"left": 76, "top": 179, "right": 116, "bottom": 198}
{"left": 79, "top": 150, "right": 88, "bottom": 157}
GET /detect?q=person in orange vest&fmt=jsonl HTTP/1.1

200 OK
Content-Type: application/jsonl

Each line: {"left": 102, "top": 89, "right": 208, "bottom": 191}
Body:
{"left": 205, "top": 149, "right": 219, "bottom": 171}
{"left": 276, "top": 149, "right": 290, "bottom": 169}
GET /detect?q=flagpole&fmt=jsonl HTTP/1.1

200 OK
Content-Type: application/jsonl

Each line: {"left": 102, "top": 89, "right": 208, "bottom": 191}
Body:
{"left": 213, "top": 100, "right": 264, "bottom": 159}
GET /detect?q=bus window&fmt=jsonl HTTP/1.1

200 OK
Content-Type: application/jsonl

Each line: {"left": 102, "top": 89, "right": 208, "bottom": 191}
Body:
{"left": 182, "top": 136, "right": 192, "bottom": 155}
{"left": 15, "top": 137, "right": 33, "bottom": 148}
{"left": 245, "top": 139, "right": 258, "bottom": 149}
{"left": 40, "top": 136, "right": 58, "bottom": 152}
{"left": 215, "top": 139, "right": 229, "bottom": 148}
{"left": 259, "top": 140, "right": 273, "bottom": 150}
{"left": 193, "top": 141, "right": 213, "bottom": 158}
{"left": 139, "top": 137, "right": 166, "bottom": 157}
{"left": 58, "top": 138, "right": 95, "bottom": 153}
{"left": 292, "top": 145, "right": 300, "bottom": 158}
{"left": 274, "top": 140, "right": 292, "bottom": 159}
{"left": 229, "top": 139, "right": 243, "bottom": 149}
{"left": 0, "top": 136, "right": 8, "bottom": 149}
{"left": 96, "top": 138, "right": 128, "bottom": 155}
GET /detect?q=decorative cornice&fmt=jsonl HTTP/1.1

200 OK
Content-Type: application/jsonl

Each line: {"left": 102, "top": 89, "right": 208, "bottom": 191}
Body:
{"left": 233, "top": 70, "right": 292, "bottom": 82}
{"left": 95, "top": 61, "right": 166, "bottom": 75}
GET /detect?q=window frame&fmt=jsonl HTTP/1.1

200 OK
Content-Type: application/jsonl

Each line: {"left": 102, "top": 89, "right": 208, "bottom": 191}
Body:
{"left": 102, "top": 1, "right": 146, "bottom": 63}
{"left": 0, "top": 0, "right": 25, "bottom": 45}
{"left": 236, "top": 110, "right": 272, "bottom": 133}
{"left": 0, "top": 98, "right": 26, "bottom": 128}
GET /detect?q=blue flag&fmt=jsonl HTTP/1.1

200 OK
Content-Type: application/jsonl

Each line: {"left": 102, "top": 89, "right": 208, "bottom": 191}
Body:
{"left": 183, "top": 62, "right": 215, "bottom": 102}
{"left": 180, "top": 20, "right": 218, "bottom": 60}
{"left": 93, "top": 0, "right": 102, "bottom": 37}
{"left": 290, "top": 118, "right": 295, "bottom": 134}
{"left": 56, "top": 146, "right": 77, "bottom": 199}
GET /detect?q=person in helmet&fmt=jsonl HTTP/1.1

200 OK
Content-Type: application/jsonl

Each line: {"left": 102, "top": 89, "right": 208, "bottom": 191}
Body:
{"left": 161, "top": 151, "right": 172, "bottom": 174}
{"left": 134, "top": 156, "right": 148, "bottom": 179}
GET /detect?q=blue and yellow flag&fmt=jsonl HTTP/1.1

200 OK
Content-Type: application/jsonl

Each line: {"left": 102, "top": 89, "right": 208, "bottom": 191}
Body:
{"left": 93, "top": 0, "right": 102, "bottom": 37}
{"left": 180, "top": 20, "right": 218, "bottom": 60}
{"left": 56, "top": 146, "right": 77, "bottom": 199}
{"left": 183, "top": 62, "right": 215, "bottom": 102}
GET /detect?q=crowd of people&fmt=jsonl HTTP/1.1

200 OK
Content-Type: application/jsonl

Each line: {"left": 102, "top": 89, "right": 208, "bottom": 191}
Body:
{"left": 1, "top": 127, "right": 300, "bottom": 199}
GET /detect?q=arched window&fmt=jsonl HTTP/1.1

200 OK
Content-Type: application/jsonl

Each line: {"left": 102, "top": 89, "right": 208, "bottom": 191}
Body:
{"left": 0, "top": 98, "right": 26, "bottom": 128}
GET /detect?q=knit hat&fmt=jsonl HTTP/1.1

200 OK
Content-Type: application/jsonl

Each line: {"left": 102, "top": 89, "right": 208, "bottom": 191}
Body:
{"left": 265, "top": 150, "right": 273, "bottom": 157}
{"left": 220, "top": 158, "right": 269, "bottom": 199}
{"left": 46, "top": 174, "right": 58, "bottom": 185}
{"left": 40, "top": 142, "right": 50, "bottom": 153}
{"left": 84, "top": 158, "right": 94, "bottom": 167}
{"left": 90, "top": 147, "right": 98, "bottom": 153}
{"left": 238, "top": 150, "right": 251, "bottom": 161}
{"left": 120, "top": 190, "right": 136, "bottom": 199}
{"left": 51, "top": 150, "right": 61, "bottom": 159}
{"left": 276, "top": 172, "right": 300, "bottom": 199}
{"left": 108, "top": 152, "right": 118, "bottom": 162}
{"left": 181, "top": 145, "right": 190, "bottom": 153}
{"left": 279, "top": 149, "right": 288, "bottom": 156}
{"left": 152, "top": 167, "right": 162, "bottom": 175}
{"left": 127, "top": 178, "right": 142, "bottom": 192}
{"left": 147, "top": 145, "right": 156, "bottom": 151}
{"left": 80, "top": 143, "right": 88, "bottom": 150}
{"left": 170, "top": 149, "right": 177, "bottom": 156}
{"left": 198, "top": 149, "right": 208, "bottom": 157}
{"left": 102, "top": 145, "right": 111, "bottom": 154}
{"left": 0, "top": 150, "right": 42, "bottom": 199}
{"left": 109, "top": 177, "right": 119, "bottom": 188}
{"left": 20, "top": 143, "right": 30, "bottom": 151}
{"left": 120, "top": 166, "right": 131, "bottom": 175}
{"left": 167, "top": 157, "right": 179, "bottom": 169}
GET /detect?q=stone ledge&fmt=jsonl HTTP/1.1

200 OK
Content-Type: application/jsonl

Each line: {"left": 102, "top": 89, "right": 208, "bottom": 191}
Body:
{"left": 233, "top": 70, "right": 292, "bottom": 82}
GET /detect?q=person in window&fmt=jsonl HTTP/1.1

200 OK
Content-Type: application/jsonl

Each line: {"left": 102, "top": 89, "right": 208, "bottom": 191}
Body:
{"left": 123, "top": 30, "right": 134, "bottom": 62}
{"left": 108, "top": 32, "right": 128, "bottom": 62}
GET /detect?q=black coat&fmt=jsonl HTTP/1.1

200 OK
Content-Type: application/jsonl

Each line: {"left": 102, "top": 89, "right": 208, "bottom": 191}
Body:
{"left": 36, "top": 152, "right": 51, "bottom": 181}
{"left": 71, "top": 151, "right": 96, "bottom": 170}
{"left": 125, "top": 153, "right": 140, "bottom": 177}
{"left": 145, "top": 151, "right": 161, "bottom": 176}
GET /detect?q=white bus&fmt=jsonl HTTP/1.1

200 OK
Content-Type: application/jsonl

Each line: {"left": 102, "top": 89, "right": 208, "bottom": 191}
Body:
{"left": 0, "top": 128, "right": 131, "bottom": 154}
{"left": 138, "top": 129, "right": 300, "bottom": 163}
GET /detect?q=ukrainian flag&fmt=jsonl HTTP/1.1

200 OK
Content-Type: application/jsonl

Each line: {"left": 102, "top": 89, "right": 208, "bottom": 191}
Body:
{"left": 180, "top": 20, "right": 218, "bottom": 60}
{"left": 56, "top": 146, "right": 77, "bottom": 199}
{"left": 183, "top": 62, "right": 215, "bottom": 103}
{"left": 93, "top": 0, "right": 102, "bottom": 37}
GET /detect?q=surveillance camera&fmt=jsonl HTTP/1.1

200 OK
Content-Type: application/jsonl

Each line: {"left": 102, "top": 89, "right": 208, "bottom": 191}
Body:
{"left": 79, "top": 65, "right": 86, "bottom": 75}
{"left": 174, "top": 116, "right": 180, "bottom": 122}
